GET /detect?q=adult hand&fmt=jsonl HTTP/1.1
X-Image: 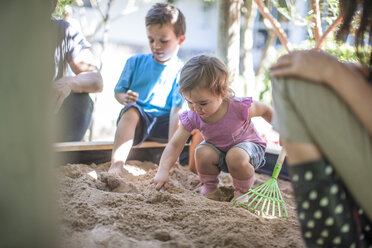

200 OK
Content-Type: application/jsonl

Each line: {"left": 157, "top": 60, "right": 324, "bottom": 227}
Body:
{"left": 122, "top": 90, "right": 139, "bottom": 104}
{"left": 269, "top": 49, "right": 340, "bottom": 85}
{"left": 53, "top": 77, "right": 72, "bottom": 114}
{"left": 154, "top": 169, "right": 169, "bottom": 191}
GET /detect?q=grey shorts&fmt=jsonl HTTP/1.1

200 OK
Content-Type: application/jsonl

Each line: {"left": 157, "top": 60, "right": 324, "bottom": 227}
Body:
{"left": 271, "top": 76, "right": 372, "bottom": 220}
{"left": 198, "top": 141, "right": 266, "bottom": 173}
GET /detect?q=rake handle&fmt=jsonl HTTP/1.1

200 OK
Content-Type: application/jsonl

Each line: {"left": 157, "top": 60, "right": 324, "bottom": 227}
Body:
{"left": 276, "top": 148, "right": 286, "bottom": 165}
{"left": 272, "top": 148, "right": 286, "bottom": 180}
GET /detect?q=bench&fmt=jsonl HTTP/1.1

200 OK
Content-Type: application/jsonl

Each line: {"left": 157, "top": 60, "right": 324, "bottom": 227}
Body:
{"left": 54, "top": 141, "right": 186, "bottom": 165}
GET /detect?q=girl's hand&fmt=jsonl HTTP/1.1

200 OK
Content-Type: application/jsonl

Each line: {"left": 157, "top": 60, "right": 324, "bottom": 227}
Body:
{"left": 172, "top": 158, "right": 181, "bottom": 169}
{"left": 122, "top": 90, "right": 139, "bottom": 105}
{"left": 269, "top": 49, "right": 340, "bottom": 85}
{"left": 154, "top": 169, "right": 169, "bottom": 191}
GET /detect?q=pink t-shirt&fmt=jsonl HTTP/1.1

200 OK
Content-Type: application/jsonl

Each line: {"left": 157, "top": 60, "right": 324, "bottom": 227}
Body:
{"left": 179, "top": 97, "right": 266, "bottom": 152}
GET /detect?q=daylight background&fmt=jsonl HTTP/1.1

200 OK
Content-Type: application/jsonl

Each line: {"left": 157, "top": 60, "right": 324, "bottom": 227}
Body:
{"left": 57, "top": 0, "right": 346, "bottom": 145}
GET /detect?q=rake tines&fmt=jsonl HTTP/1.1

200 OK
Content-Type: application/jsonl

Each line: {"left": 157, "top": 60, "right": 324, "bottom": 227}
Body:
{"left": 232, "top": 148, "right": 288, "bottom": 219}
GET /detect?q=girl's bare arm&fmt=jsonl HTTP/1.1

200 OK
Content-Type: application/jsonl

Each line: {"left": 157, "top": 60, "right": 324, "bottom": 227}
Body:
{"left": 154, "top": 126, "right": 191, "bottom": 190}
{"left": 248, "top": 100, "right": 274, "bottom": 124}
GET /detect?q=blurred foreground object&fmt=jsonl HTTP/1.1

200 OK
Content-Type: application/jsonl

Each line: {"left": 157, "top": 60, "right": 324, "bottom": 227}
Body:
{"left": 0, "top": 1, "right": 58, "bottom": 247}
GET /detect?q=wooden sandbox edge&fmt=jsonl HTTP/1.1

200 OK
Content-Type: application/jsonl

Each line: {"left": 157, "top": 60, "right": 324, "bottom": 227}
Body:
{"left": 53, "top": 141, "right": 167, "bottom": 152}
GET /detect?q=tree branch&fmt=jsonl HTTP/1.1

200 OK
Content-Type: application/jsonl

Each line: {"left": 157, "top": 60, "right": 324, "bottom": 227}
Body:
{"left": 316, "top": 15, "right": 343, "bottom": 50}
{"left": 310, "top": 0, "right": 322, "bottom": 42}
{"left": 254, "top": 0, "right": 291, "bottom": 52}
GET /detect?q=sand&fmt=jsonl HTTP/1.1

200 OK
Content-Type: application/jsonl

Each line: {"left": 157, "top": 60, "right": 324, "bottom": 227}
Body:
{"left": 58, "top": 160, "right": 306, "bottom": 248}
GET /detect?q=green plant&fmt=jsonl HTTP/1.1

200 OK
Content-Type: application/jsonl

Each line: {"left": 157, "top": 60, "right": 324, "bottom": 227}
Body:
{"left": 259, "top": 34, "right": 365, "bottom": 104}
{"left": 53, "top": 0, "right": 75, "bottom": 19}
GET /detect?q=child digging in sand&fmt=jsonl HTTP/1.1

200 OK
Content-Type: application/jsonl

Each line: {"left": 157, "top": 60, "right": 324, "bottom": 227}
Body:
{"left": 109, "top": 3, "right": 186, "bottom": 177}
{"left": 154, "top": 54, "right": 273, "bottom": 203}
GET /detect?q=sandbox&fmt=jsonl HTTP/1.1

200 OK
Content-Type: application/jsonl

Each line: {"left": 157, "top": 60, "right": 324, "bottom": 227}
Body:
{"left": 58, "top": 151, "right": 306, "bottom": 247}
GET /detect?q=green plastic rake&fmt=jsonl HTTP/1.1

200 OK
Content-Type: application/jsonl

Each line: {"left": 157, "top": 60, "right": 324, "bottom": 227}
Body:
{"left": 232, "top": 148, "right": 288, "bottom": 219}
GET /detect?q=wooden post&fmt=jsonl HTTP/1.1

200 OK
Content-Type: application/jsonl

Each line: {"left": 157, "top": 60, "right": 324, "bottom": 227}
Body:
{"left": 0, "top": 1, "right": 57, "bottom": 247}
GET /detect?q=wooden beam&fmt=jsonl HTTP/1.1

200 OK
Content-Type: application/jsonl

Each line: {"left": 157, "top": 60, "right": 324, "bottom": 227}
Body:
{"left": 53, "top": 141, "right": 167, "bottom": 152}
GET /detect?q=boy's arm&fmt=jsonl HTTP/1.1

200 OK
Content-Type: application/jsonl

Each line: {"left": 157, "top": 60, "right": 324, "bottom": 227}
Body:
{"left": 248, "top": 100, "right": 274, "bottom": 124}
{"left": 168, "top": 106, "right": 182, "bottom": 142}
{"left": 154, "top": 126, "right": 190, "bottom": 190}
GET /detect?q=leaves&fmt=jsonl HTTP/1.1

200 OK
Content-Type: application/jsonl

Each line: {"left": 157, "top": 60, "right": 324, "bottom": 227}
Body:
{"left": 53, "top": 0, "right": 76, "bottom": 19}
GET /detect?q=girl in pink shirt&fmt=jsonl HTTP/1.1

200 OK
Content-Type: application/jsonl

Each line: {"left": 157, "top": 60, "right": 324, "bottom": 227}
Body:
{"left": 154, "top": 54, "right": 273, "bottom": 202}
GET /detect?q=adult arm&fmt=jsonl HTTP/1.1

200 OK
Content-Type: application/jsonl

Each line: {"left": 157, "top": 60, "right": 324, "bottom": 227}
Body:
{"left": 66, "top": 49, "right": 103, "bottom": 92}
{"left": 54, "top": 49, "right": 103, "bottom": 113}
{"left": 154, "top": 126, "right": 191, "bottom": 190}
{"left": 329, "top": 62, "right": 372, "bottom": 137}
{"left": 270, "top": 49, "right": 372, "bottom": 137}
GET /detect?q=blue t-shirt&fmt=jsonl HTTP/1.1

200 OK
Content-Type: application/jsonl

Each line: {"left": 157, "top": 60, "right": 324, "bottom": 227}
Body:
{"left": 114, "top": 54, "right": 184, "bottom": 116}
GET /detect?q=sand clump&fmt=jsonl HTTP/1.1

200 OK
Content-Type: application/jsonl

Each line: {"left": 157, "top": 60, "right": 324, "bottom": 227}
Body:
{"left": 58, "top": 160, "right": 305, "bottom": 248}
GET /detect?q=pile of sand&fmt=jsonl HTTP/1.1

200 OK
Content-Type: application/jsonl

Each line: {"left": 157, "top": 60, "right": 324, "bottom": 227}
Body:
{"left": 58, "top": 160, "right": 305, "bottom": 248}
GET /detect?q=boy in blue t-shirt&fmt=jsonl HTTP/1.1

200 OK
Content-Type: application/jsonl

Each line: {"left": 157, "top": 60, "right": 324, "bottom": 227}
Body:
{"left": 109, "top": 3, "right": 186, "bottom": 176}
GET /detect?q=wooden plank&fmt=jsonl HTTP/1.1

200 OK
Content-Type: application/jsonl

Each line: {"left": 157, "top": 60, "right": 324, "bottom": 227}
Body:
{"left": 54, "top": 141, "right": 167, "bottom": 152}
{"left": 54, "top": 140, "right": 281, "bottom": 155}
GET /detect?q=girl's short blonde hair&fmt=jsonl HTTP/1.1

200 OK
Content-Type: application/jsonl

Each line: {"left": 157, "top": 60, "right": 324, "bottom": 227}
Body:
{"left": 179, "top": 54, "right": 233, "bottom": 98}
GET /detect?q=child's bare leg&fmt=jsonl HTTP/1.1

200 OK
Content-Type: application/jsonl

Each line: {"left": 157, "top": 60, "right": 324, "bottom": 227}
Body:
{"left": 282, "top": 139, "right": 322, "bottom": 165}
{"left": 226, "top": 147, "right": 255, "bottom": 202}
{"left": 282, "top": 138, "right": 372, "bottom": 247}
{"left": 188, "top": 130, "right": 203, "bottom": 174}
{"left": 195, "top": 145, "right": 220, "bottom": 175}
{"left": 195, "top": 145, "right": 220, "bottom": 195}
{"left": 225, "top": 147, "right": 255, "bottom": 180}
{"left": 109, "top": 108, "right": 140, "bottom": 177}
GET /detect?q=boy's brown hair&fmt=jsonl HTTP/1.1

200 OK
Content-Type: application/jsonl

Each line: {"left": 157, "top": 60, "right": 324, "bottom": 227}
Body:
{"left": 179, "top": 54, "right": 233, "bottom": 98}
{"left": 145, "top": 2, "right": 186, "bottom": 37}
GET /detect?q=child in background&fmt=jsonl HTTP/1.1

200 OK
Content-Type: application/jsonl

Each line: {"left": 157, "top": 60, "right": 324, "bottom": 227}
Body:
{"left": 154, "top": 54, "right": 273, "bottom": 202}
{"left": 109, "top": 3, "right": 186, "bottom": 176}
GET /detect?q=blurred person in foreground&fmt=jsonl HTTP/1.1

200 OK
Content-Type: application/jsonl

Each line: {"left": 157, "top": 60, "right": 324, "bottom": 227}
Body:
{"left": 270, "top": 0, "right": 372, "bottom": 246}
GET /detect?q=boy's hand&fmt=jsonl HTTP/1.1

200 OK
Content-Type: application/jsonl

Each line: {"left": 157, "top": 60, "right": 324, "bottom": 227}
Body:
{"left": 123, "top": 90, "right": 139, "bottom": 104}
{"left": 154, "top": 169, "right": 169, "bottom": 191}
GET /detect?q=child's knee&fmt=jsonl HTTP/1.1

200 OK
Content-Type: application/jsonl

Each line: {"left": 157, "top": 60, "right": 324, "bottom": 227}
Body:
{"left": 225, "top": 148, "right": 253, "bottom": 171}
{"left": 195, "top": 145, "right": 218, "bottom": 163}
{"left": 227, "top": 162, "right": 254, "bottom": 178}
{"left": 119, "top": 108, "right": 141, "bottom": 125}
